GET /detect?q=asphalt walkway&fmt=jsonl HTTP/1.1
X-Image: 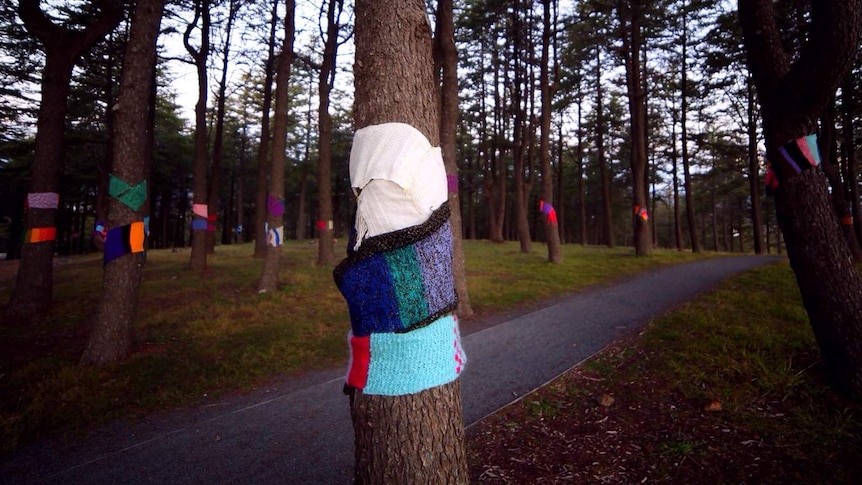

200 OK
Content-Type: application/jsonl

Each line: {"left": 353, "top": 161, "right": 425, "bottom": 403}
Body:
{"left": 1, "top": 255, "right": 782, "bottom": 484}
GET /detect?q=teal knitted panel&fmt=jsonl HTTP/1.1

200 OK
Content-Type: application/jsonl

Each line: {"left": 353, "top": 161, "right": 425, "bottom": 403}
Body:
{"left": 363, "top": 314, "right": 465, "bottom": 396}
{"left": 384, "top": 245, "right": 429, "bottom": 328}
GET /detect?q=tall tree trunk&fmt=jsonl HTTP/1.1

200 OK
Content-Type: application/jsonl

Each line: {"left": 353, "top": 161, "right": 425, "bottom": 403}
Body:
{"left": 258, "top": 0, "right": 294, "bottom": 293}
{"left": 820, "top": 96, "right": 862, "bottom": 260}
{"left": 511, "top": 0, "right": 531, "bottom": 253}
{"left": 596, "top": 47, "right": 613, "bottom": 248}
{"left": 81, "top": 0, "right": 165, "bottom": 365}
{"left": 747, "top": 76, "right": 766, "bottom": 254}
{"left": 253, "top": 0, "right": 279, "bottom": 259}
{"left": 350, "top": 0, "right": 468, "bottom": 481}
{"left": 316, "top": 0, "right": 343, "bottom": 266}
{"left": 843, "top": 75, "right": 862, "bottom": 245}
{"left": 235, "top": 124, "right": 247, "bottom": 244}
{"left": 6, "top": 0, "right": 122, "bottom": 321}
{"left": 207, "top": 0, "right": 240, "bottom": 253}
{"left": 540, "top": 0, "right": 561, "bottom": 262}
{"left": 620, "top": 0, "right": 651, "bottom": 256}
{"left": 435, "top": 0, "right": 472, "bottom": 317}
{"left": 671, "top": 106, "right": 683, "bottom": 250}
{"left": 186, "top": 0, "right": 211, "bottom": 271}
{"left": 680, "top": 4, "right": 700, "bottom": 253}
{"left": 739, "top": 0, "right": 862, "bottom": 397}
{"left": 577, "top": 85, "right": 587, "bottom": 246}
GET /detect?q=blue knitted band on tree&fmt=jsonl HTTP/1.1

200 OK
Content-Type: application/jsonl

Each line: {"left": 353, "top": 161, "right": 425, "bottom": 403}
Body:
{"left": 346, "top": 314, "right": 466, "bottom": 396}
{"left": 333, "top": 203, "right": 458, "bottom": 337}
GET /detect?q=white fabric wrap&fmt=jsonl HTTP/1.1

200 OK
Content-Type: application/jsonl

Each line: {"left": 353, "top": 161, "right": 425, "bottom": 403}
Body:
{"left": 349, "top": 123, "right": 447, "bottom": 250}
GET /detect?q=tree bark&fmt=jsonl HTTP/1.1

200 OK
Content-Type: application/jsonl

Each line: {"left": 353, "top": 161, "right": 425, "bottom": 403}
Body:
{"left": 746, "top": 76, "right": 766, "bottom": 254}
{"left": 81, "top": 0, "right": 165, "bottom": 365}
{"left": 185, "top": 0, "right": 210, "bottom": 271}
{"left": 679, "top": 9, "right": 700, "bottom": 253}
{"left": 316, "top": 0, "right": 343, "bottom": 266}
{"left": 595, "top": 47, "right": 613, "bottom": 248}
{"left": 258, "top": 1, "right": 295, "bottom": 293}
{"left": 6, "top": 0, "right": 123, "bottom": 322}
{"left": 739, "top": 0, "right": 862, "bottom": 397}
{"left": 207, "top": 0, "right": 240, "bottom": 254}
{"left": 619, "top": 0, "right": 651, "bottom": 256}
{"left": 435, "top": 0, "right": 473, "bottom": 317}
{"left": 351, "top": 0, "right": 468, "bottom": 481}
{"left": 253, "top": 0, "right": 279, "bottom": 259}
{"left": 540, "top": 0, "right": 562, "bottom": 263}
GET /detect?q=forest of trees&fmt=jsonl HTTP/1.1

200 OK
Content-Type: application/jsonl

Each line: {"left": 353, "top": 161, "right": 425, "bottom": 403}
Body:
{"left": 6, "top": 0, "right": 862, "bottom": 266}
{"left": 1, "top": 0, "right": 862, "bottom": 476}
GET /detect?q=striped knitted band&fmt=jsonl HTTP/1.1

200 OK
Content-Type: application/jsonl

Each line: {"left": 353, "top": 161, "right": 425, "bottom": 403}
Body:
{"left": 27, "top": 227, "right": 56, "bottom": 243}
{"left": 346, "top": 314, "right": 466, "bottom": 396}
{"left": 333, "top": 203, "right": 457, "bottom": 337}
{"left": 539, "top": 199, "right": 558, "bottom": 225}
{"left": 766, "top": 134, "right": 821, "bottom": 194}
{"left": 104, "top": 222, "right": 146, "bottom": 265}
{"left": 207, "top": 214, "right": 217, "bottom": 232}
{"left": 267, "top": 226, "right": 283, "bottom": 247}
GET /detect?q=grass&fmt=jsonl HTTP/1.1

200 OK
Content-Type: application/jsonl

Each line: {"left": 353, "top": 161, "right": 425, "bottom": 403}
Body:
{"left": 0, "top": 241, "right": 721, "bottom": 453}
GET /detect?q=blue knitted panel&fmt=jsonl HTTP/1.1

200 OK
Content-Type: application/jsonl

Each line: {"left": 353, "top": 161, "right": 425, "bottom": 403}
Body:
{"left": 363, "top": 314, "right": 465, "bottom": 396}
{"left": 339, "top": 254, "right": 402, "bottom": 336}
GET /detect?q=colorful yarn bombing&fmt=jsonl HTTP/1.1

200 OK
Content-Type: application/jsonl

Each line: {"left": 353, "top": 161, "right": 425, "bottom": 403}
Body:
{"left": 447, "top": 174, "right": 459, "bottom": 193}
{"left": 191, "top": 219, "right": 207, "bottom": 231}
{"left": 334, "top": 203, "right": 457, "bottom": 337}
{"left": 346, "top": 314, "right": 465, "bottom": 396}
{"left": 267, "top": 226, "right": 283, "bottom": 247}
{"left": 27, "top": 227, "right": 56, "bottom": 243}
{"left": 267, "top": 195, "right": 285, "bottom": 217}
{"left": 765, "top": 134, "right": 821, "bottom": 195}
{"left": 335, "top": 203, "right": 464, "bottom": 396}
{"left": 104, "top": 221, "right": 145, "bottom": 265}
{"left": 207, "top": 214, "right": 217, "bottom": 232}
{"left": 108, "top": 174, "right": 147, "bottom": 211}
{"left": 192, "top": 203, "right": 207, "bottom": 218}
{"left": 26, "top": 192, "right": 59, "bottom": 209}
{"left": 634, "top": 205, "right": 648, "bottom": 222}
{"left": 539, "top": 199, "right": 558, "bottom": 225}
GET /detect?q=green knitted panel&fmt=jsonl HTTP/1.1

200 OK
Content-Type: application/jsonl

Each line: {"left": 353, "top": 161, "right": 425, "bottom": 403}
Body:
{"left": 384, "top": 245, "right": 429, "bottom": 328}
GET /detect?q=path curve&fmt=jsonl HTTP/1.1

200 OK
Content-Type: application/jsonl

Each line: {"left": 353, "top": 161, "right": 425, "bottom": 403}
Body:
{"left": 1, "top": 255, "right": 782, "bottom": 484}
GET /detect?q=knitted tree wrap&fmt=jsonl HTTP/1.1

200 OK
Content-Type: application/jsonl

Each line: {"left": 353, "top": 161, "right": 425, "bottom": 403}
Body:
{"left": 334, "top": 203, "right": 457, "bottom": 336}
{"left": 346, "top": 314, "right": 466, "bottom": 396}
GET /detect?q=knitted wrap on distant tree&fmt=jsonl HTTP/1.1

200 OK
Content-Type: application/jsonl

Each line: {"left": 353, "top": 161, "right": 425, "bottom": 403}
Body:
{"left": 335, "top": 123, "right": 466, "bottom": 396}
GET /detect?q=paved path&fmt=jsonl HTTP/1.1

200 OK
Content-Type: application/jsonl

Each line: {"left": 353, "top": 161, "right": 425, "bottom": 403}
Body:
{"left": 2, "top": 255, "right": 782, "bottom": 484}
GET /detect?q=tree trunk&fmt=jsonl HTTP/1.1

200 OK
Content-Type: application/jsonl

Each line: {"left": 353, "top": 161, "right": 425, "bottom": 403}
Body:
{"left": 350, "top": 0, "right": 468, "bottom": 480}
{"left": 680, "top": 7, "right": 700, "bottom": 253}
{"left": 746, "top": 77, "right": 766, "bottom": 254}
{"left": 671, "top": 105, "right": 683, "bottom": 250}
{"left": 186, "top": 0, "right": 211, "bottom": 271}
{"left": 540, "top": 0, "right": 561, "bottom": 263}
{"left": 258, "top": 1, "right": 294, "bottom": 293}
{"left": 207, "top": 0, "right": 239, "bottom": 254}
{"left": 81, "top": 0, "right": 164, "bottom": 365}
{"left": 596, "top": 48, "right": 613, "bottom": 248}
{"left": 842, "top": 75, "right": 862, "bottom": 245}
{"left": 739, "top": 0, "right": 862, "bottom": 397}
{"left": 253, "top": 0, "right": 279, "bottom": 259}
{"left": 620, "top": 0, "right": 651, "bottom": 256}
{"left": 6, "top": 0, "right": 122, "bottom": 322}
{"left": 435, "top": 0, "right": 472, "bottom": 317}
{"left": 511, "top": 1, "right": 532, "bottom": 253}
{"left": 316, "top": 0, "right": 343, "bottom": 266}
{"left": 820, "top": 96, "right": 862, "bottom": 260}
